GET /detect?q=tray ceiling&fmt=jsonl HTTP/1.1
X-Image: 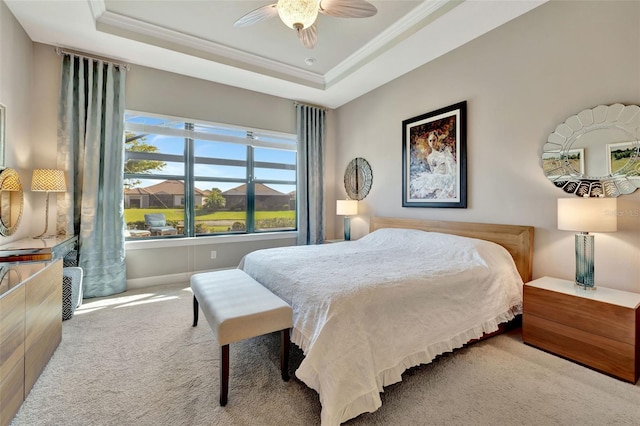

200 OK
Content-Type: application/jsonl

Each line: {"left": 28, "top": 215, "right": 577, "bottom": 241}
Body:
{"left": 6, "top": 0, "right": 546, "bottom": 108}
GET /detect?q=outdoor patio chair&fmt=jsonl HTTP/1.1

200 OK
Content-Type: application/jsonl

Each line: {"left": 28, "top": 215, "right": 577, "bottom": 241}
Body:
{"left": 144, "top": 213, "right": 177, "bottom": 236}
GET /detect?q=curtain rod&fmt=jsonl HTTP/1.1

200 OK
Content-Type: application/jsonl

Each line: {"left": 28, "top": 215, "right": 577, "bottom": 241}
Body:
{"left": 55, "top": 47, "right": 131, "bottom": 71}
{"left": 294, "top": 101, "right": 329, "bottom": 111}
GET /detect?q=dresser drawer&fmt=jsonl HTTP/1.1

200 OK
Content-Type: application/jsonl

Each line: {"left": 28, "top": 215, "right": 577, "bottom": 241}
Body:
{"left": 0, "top": 358, "right": 24, "bottom": 426}
{"left": 1, "top": 286, "right": 26, "bottom": 426}
{"left": 0, "top": 261, "right": 62, "bottom": 426}
{"left": 523, "top": 285, "right": 636, "bottom": 344}
{"left": 0, "top": 286, "right": 25, "bottom": 384}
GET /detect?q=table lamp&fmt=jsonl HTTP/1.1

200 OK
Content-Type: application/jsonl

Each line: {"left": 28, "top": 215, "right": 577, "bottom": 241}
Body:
{"left": 336, "top": 199, "right": 358, "bottom": 241}
{"left": 557, "top": 197, "right": 617, "bottom": 290}
{"left": 32, "top": 169, "right": 67, "bottom": 239}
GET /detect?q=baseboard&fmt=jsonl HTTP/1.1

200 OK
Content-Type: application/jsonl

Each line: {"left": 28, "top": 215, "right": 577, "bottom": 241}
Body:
{"left": 126, "top": 267, "right": 234, "bottom": 290}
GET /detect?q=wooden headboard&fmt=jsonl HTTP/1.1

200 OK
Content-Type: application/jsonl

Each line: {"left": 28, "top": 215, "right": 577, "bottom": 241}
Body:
{"left": 369, "top": 217, "right": 534, "bottom": 283}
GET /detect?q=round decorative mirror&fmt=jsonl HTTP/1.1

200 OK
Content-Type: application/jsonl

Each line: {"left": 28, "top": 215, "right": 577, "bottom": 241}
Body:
{"left": 0, "top": 168, "right": 24, "bottom": 236}
{"left": 542, "top": 104, "right": 640, "bottom": 197}
{"left": 344, "top": 157, "right": 373, "bottom": 200}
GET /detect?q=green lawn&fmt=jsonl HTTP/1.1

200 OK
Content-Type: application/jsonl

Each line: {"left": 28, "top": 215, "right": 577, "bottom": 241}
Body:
{"left": 610, "top": 157, "right": 629, "bottom": 174}
{"left": 125, "top": 208, "right": 295, "bottom": 223}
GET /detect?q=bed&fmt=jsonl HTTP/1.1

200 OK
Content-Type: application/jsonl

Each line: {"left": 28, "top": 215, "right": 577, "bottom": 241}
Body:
{"left": 239, "top": 217, "right": 534, "bottom": 425}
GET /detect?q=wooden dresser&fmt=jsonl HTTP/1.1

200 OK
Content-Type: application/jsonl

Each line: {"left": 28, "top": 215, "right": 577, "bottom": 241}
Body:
{"left": 0, "top": 260, "right": 63, "bottom": 426}
{"left": 523, "top": 276, "right": 640, "bottom": 383}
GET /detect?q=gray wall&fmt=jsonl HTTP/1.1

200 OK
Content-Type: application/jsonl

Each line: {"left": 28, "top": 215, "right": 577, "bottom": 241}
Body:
{"left": 5, "top": 37, "right": 304, "bottom": 287}
{"left": 0, "top": 0, "right": 35, "bottom": 242}
{"left": 125, "top": 236, "right": 296, "bottom": 288}
{"left": 126, "top": 64, "right": 296, "bottom": 134}
{"left": 123, "top": 64, "right": 303, "bottom": 286}
{"left": 331, "top": 0, "right": 640, "bottom": 291}
{"left": 3, "top": 0, "right": 638, "bottom": 291}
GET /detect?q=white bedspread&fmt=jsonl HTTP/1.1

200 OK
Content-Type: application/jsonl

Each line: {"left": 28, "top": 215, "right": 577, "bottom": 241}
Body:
{"left": 240, "top": 228, "right": 524, "bottom": 425}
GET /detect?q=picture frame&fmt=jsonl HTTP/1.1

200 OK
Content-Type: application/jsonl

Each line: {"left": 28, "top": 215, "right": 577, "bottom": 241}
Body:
{"left": 606, "top": 141, "right": 637, "bottom": 175}
{"left": 0, "top": 104, "right": 5, "bottom": 168}
{"left": 541, "top": 148, "right": 584, "bottom": 178}
{"left": 402, "top": 101, "right": 466, "bottom": 208}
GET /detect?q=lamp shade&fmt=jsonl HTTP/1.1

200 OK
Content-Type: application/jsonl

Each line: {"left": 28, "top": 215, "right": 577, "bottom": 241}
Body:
{"left": 336, "top": 199, "right": 358, "bottom": 216}
{"left": 277, "top": 0, "right": 319, "bottom": 29}
{"left": 557, "top": 197, "right": 617, "bottom": 233}
{"left": 31, "top": 169, "right": 67, "bottom": 192}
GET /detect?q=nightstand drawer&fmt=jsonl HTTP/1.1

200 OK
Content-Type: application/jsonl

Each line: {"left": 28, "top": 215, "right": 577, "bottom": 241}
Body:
{"left": 523, "top": 285, "right": 636, "bottom": 344}
{"left": 523, "top": 277, "right": 640, "bottom": 384}
{"left": 524, "top": 314, "right": 637, "bottom": 382}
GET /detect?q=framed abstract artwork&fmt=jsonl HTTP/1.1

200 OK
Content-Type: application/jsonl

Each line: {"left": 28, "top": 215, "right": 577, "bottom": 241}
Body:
{"left": 402, "top": 101, "right": 467, "bottom": 208}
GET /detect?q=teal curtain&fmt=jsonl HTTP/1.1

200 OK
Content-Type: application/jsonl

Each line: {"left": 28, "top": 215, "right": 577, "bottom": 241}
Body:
{"left": 296, "top": 104, "right": 325, "bottom": 245}
{"left": 57, "top": 53, "right": 127, "bottom": 298}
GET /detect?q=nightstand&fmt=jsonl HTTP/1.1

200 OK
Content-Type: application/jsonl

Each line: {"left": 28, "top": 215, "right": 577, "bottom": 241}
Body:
{"left": 523, "top": 276, "right": 640, "bottom": 383}
{"left": 324, "top": 239, "right": 346, "bottom": 244}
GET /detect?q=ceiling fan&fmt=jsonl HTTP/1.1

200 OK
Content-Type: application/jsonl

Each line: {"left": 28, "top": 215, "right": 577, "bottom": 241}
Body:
{"left": 234, "top": 0, "right": 378, "bottom": 49}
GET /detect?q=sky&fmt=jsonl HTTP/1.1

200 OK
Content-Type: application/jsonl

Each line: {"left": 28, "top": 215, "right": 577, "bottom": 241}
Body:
{"left": 125, "top": 114, "right": 296, "bottom": 194}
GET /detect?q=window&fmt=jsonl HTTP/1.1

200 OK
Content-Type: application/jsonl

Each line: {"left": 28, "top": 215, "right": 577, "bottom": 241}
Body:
{"left": 123, "top": 111, "right": 297, "bottom": 239}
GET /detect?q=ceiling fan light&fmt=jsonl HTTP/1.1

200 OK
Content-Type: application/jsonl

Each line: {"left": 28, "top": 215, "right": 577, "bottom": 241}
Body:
{"left": 277, "top": 0, "right": 319, "bottom": 30}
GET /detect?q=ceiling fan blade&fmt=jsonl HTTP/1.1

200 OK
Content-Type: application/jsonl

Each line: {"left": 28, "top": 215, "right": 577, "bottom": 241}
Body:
{"left": 297, "top": 24, "right": 317, "bottom": 49}
{"left": 234, "top": 4, "right": 278, "bottom": 27}
{"left": 319, "top": 0, "right": 377, "bottom": 18}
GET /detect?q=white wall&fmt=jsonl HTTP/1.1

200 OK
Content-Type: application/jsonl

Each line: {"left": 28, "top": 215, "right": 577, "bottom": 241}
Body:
{"left": 0, "top": 0, "right": 36, "bottom": 242}
{"left": 126, "top": 64, "right": 296, "bottom": 134}
{"left": 332, "top": 0, "right": 640, "bottom": 291}
{"left": 124, "top": 65, "right": 305, "bottom": 285}
{"left": 4, "top": 0, "right": 639, "bottom": 291}
{"left": 125, "top": 64, "right": 337, "bottom": 245}
{"left": 16, "top": 44, "right": 305, "bottom": 286}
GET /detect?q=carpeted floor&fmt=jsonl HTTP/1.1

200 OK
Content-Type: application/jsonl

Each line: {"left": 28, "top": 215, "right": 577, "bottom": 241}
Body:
{"left": 11, "top": 282, "right": 640, "bottom": 426}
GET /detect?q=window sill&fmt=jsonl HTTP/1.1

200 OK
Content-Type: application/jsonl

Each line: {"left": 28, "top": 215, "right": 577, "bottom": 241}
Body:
{"left": 125, "top": 231, "right": 298, "bottom": 251}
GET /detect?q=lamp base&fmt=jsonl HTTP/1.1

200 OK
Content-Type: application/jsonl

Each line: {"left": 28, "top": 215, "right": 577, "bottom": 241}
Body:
{"left": 574, "top": 283, "right": 597, "bottom": 291}
{"left": 343, "top": 217, "right": 351, "bottom": 241}
{"left": 33, "top": 192, "right": 54, "bottom": 240}
{"left": 574, "top": 232, "right": 595, "bottom": 290}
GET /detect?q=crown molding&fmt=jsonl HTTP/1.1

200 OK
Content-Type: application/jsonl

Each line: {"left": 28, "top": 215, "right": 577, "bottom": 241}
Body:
{"left": 87, "top": 0, "right": 106, "bottom": 20}
{"left": 93, "top": 6, "right": 326, "bottom": 88}
{"left": 325, "top": 0, "right": 460, "bottom": 87}
{"left": 89, "top": 0, "right": 456, "bottom": 91}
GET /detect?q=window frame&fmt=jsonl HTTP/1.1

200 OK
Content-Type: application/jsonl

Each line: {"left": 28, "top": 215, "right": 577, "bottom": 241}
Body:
{"left": 123, "top": 110, "right": 298, "bottom": 239}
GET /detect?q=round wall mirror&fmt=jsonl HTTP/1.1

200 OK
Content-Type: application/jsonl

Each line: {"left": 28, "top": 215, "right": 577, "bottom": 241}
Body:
{"left": 0, "top": 168, "right": 24, "bottom": 236}
{"left": 542, "top": 104, "right": 640, "bottom": 197}
{"left": 344, "top": 157, "right": 373, "bottom": 200}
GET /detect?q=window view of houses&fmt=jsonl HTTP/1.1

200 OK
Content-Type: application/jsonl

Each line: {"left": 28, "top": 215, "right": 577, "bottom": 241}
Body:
{"left": 123, "top": 112, "right": 297, "bottom": 239}
{"left": 124, "top": 180, "right": 296, "bottom": 237}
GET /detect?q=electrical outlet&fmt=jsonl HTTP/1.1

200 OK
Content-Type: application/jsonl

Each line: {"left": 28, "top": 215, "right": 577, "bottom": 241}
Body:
{"left": 210, "top": 250, "right": 217, "bottom": 259}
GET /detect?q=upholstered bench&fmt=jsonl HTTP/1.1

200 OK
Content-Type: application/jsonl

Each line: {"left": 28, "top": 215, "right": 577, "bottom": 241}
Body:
{"left": 190, "top": 269, "right": 292, "bottom": 406}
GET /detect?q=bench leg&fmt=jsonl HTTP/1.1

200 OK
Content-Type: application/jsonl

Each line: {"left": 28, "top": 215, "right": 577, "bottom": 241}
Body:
{"left": 192, "top": 295, "right": 199, "bottom": 327}
{"left": 280, "top": 329, "right": 290, "bottom": 381}
{"left": 220, "top": 344, "right": 229, "bottom": 406}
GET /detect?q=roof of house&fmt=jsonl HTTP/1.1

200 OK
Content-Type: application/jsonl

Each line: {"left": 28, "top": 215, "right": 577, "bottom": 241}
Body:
{"left": 125, "top": 180, "right": 206, "bottom": 196}
{"left": 125, "top": 181, "right": 289, "bottom": 197}
{"left": 124, "top": 187, "right": 151, "bottom": 195}
{"left": 223, "top": 183, "right": 287, "bottom": 197}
